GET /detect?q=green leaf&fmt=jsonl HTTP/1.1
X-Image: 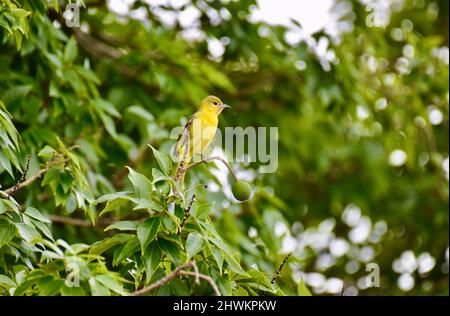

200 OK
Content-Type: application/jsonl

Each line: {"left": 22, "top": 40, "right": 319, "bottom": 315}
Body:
{"left": 194, "top": 203, "right": 214, "bottom": 220}
{"left": 210, "top": 244, "right": 224, "bottom": 273}
{"left": 225, "top": 255, "right": 249, "bottom": 278}
{"left": 240, "top": 270, "right": 274, "bottom": 293}
{"left": 89, "top": 277, "right": 110, "bottom": 296}
{"left": 126, "top": 105, "right": 154, "bottom": 122}
{"left": 113, "top": 237, "right": 140, "bottom": 265}
{"left": 41, "top": 250, "right": 63, "bottom": 260}
{"left": 158, "top": 239, "right": 181, "bottom": 265}
{"left": 149, "top": 145, "right": 172, "bottom": 175}
{"left": 75, "top": 66, "right": 100, "bottom": 84}
{"left": 233, "top": 286, "right": 249, "bottom": 296}
{"left": 143, "top": 241, "right": 162, "bottom": 283}
{"left": 94, "top": 98, "right": 121, "bottom": 118}
{"left": 46, "top": 53, "right": 62, "bottom": 69}
{"left": 169, "top": 278, "right": 191, "bottom": 296}
{"left": 64, "top": 37, "right": 78, "bottom": 63}
{"left": 199, "top": 63, "right": 235, "bottom": 92}
{"left": 61, "top": 284, "right": 86, "bottom": 296}
{"left": 99, "top": 197, "right": 131, "bottom": 217}
{"left": 38, "top": 145, "right": 56, "bottom": 159}
{"left": 59, "top": 172, "right": 73, "bottom": 194}
{"left": 0, "top": 151, "right": 13, "bottom": 178}
{"left": 98, "top": 111, "right": 117, "bottom": 138}
{"left": 239, "top": 282, "right": 273, "bottom": 293}
{"left": 297, "top": 276, "right": 312, "bottom": 296}
{"left": 95, "top": 274, "right": 127, "bottom": 295}
{"left": 13, "top": 280, "right": 35, "bottom": 296}
{"left": 137, "top": 217, "right": 160, "bottom": 254}
{"left": 213, "top": 270, "right": 232, "bottom": 296}
{"left": 94, "top": 191, "right": 132, "bottom": 204}
{"left": 163, "top": 233, "right": 183, "bottom": 249}
{"left": 164, "top": 209, "right": 181, "bottom": 227}
{"left": 207, "top": 236, "right": 249, "bottom": 277}
{"left": 89, "top": 234, "right": 134, "bottom": 256}
{"left": 66, "top": 192, "right": 77, "bottom": 213}
{"left": 0, "top": 200, "right": 11, "bottom": 215}
{"left": 37, "top": 277, "right": 64, "bottom": 296}
{"left": 11, "top": 8, "right": 31, "bottom": 19}
{"left": 186, "top": 232, "right": 204, "bottom": 261}
{"left": 0, "top": 199, "right": 19, "bottom": 213}
{"left": 0, "top": 274, "right": 16, "bottom": 288}
{"left": 42, "top": 167, "right": 60, "bottom": 186}
{"left": 0, "top": 222, "right": 15, "bottom": 248}
{"left": 133, "top": 197, "right": 163, "bottom": 212}
{"left": 126, "top": 167, "right": 152, "bottom": 199}
{"left": 32, "top": 220, "right": 53, "bottom": 241}
{"left": 15, "top": 223, "right": 41, "bottom": 244}
{"left": 104, "top": 221, "right": 137, "bottom": 232}
{"left": 24, "top": 207, "right": 51, "bottom": 223}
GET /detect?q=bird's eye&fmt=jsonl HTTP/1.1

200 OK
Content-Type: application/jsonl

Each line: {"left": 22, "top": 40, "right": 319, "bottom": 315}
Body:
{"left": 213, "top": 102, "right": 218, "bottom": 105}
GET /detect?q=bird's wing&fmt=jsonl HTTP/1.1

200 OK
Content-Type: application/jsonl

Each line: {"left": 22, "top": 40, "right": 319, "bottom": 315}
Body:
{"left": 173, "top": 113, "right": 196, "bottom": 162}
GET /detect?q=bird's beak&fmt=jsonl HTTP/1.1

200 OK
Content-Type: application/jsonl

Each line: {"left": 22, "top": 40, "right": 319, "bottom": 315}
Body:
{"left": 220, "top": 104, "right": 231, "bottom": 109}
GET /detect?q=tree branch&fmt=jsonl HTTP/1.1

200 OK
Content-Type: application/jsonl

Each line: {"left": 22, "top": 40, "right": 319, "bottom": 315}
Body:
{"left": 179, "top": 271, "right": 221, "bottom": 296}
{"left": 271, "top": 252, "right": 292, "bottom": 284}
{"left": 1, "top": 146, "right": 78, "bottom": 199}
{"left": 49, "top": 215, "right": 93, "bottom": 227}
{"left": 6, "top": 155, "right": 31, "bottom": 196}
{"left": 130, "top": 261, "right": 193, "bottom": 296}
{"left": 72, "top": 28, "right": 124, "bottom": 59}
{"left": 177, "top": 193, "right": 195, "bottom": 234}
{"left": 2, "top": 156, "right": 68, "bottom": 197}
{"left": 130, "top": 261, "right": 221, "bottom": 296}
{"left": 185, "top": 156, "right": 238, "bottom": 181}
{"left": 49, "top": 214, "right": 146, "bottom": 228}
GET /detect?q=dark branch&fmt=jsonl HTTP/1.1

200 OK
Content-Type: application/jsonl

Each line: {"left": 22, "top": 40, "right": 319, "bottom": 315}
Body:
{"left": 177, "top": 193, "right": 196, "bottom": 234}
{"left": 271, "top": 253, "right": 292, "bottom": 284}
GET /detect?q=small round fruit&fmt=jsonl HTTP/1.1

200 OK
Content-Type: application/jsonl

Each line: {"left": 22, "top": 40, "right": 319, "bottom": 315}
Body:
{"left": 231, "top": 180, "right": 252, "bottom": 201}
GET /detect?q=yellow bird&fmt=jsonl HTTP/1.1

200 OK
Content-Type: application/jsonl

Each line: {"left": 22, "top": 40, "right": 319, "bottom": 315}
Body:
{"left": 173, "top": 95, "right": 230, "bottom": 184}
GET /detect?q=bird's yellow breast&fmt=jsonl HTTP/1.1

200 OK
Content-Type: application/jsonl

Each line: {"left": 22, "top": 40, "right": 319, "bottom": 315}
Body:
{"left": 190, "top": 110, "right": 218, "bottom": 156}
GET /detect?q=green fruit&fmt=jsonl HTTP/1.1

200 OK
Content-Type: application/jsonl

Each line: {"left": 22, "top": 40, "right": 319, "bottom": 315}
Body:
{"left": 231, "top": 180, "right": 252, "bottom": 201}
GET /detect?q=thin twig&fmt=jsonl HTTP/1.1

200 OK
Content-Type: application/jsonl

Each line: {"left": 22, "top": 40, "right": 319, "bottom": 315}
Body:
{"left": 49, "top": 215, "right": 93, "bottom": 227}
{"left": 72, "top": 28, "right": 123, "bottom": 60}
{"left": 271, "top": 253, "right": 292, "bottom": 284}
{"left": 7, "top": 155, "right": 31, "bottom": 197}
{"left": 191, "top": 260, "right": 200, "bottom": 285}
{"left": 176, "top": 159, "right": 185, "bottom": 184}
{"left": 3, "top": 157, "right": 68, "bottom": 195}
{"left": 175, "top": 142, "right": 189, "bottom": 184}
{"left": 49, "top": 215, "right": 140, "bottom": 228}
{"left": 185, "top": 156, "right": 238, "bottom": 181}
{"left": 1, "top": 146, "right": 79, "bottom": 197}
{"left": 177, "top": 194, "right": 195, "bottom": 234}
{"left": 130, "top": 262, "right": 194, "bottom": 296}
{"left": 2, "top": 156, "right": 67, "bottom": 196}
{"left": 179, "top": 271, "right": 221, "bottom": 296}
{"left": 130, "top": 261, "right": 220, "bottom": 296}
{"left": 340, "top": 282, "right": 347, "bottom": 296}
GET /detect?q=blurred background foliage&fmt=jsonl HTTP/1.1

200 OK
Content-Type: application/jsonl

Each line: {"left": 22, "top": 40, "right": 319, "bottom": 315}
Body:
{"left": 0, "top": 0, "right": 448, "bottom": 295}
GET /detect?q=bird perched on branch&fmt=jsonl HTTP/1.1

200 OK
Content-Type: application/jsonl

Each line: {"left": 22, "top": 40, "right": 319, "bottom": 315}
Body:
{"left": 173, "top": 95, "right": 230, "bottom": 184}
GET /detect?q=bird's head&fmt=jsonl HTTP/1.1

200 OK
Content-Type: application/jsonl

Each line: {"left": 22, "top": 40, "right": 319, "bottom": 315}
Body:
{"left": 199, "top": 95, "right": 230, "bottom": 115}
